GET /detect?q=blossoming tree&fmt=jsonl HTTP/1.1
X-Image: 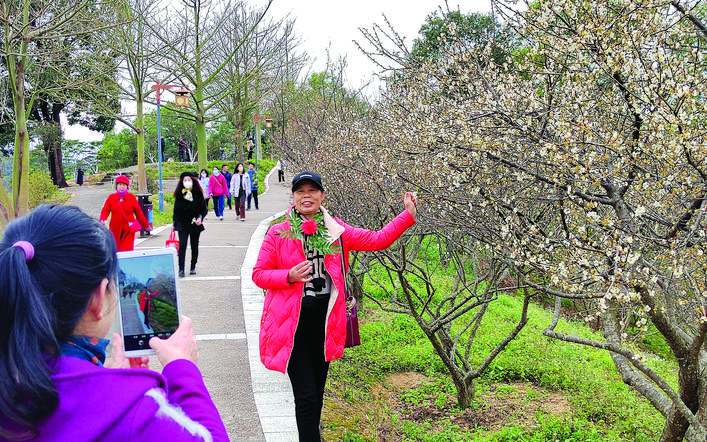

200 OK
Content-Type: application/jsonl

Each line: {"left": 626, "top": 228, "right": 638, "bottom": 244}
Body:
{"left": 277, "top": 1, "right": 707, "bottom": 439}
{"left": 367, "top": 1, "right": 707, "bottom": 440}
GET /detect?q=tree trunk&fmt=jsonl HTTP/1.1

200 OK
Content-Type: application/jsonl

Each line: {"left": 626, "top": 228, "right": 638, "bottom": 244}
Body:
{"left": 136, "top": 99, "right": 148, "bottom": 194}
{"left": 452, "top": 374, "right": 475, "bottom": 409}
{"left": 11, "top": 58, "right": 30, "bottom": 216}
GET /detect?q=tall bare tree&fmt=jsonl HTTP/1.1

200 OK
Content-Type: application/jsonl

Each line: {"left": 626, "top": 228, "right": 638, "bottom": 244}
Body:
{"left": 212, "top": 3, "right": 306, "bottom": 155}
{"left": 148, "top": 0, "right": 272, "bottom": 169}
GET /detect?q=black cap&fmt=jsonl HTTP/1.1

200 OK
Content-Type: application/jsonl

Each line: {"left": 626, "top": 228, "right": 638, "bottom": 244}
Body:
{"left": 291, "top": 171, "right": 324, "bottom": 191}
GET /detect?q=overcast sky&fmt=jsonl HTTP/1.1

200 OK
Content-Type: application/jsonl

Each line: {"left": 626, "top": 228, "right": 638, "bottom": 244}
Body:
{"left": 65, "top": 0, "right": 492, "bottom": 141}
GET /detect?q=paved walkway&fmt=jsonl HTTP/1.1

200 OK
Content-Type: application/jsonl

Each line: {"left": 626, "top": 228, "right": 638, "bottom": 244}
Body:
{"left": 64, "top": 165, "right": 298, "bottom": 441}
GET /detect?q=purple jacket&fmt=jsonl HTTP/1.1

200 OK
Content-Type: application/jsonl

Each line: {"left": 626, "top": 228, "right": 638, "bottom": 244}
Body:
{"left": 28, "top": 356, "right": 228, "bottom": 441}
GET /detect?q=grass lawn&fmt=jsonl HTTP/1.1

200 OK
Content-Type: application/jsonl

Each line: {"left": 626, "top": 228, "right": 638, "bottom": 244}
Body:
{"left": 321, "top": 292, "right": 669, "bottom": 441}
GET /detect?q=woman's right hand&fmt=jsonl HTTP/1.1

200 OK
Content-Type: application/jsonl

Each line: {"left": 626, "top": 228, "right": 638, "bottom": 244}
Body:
{"left": 287, "top": 260, "right": 313, "bottom": 284}
{"left": 149, "top": 316, "right": 199, "bottom": 366}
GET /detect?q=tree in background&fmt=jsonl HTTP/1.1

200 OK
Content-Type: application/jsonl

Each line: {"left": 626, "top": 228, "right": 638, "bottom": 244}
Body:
{"left": 94, "top": 0, "right": 164, "bottom": 193}
{"left": 0, "top": 0, "right": 124, "bottom": 226}
{"left": 212, "top": 2, "right": 306, "bottom": 159}
{"left": 149, "top": 0, "right": 273, "bottom": 170}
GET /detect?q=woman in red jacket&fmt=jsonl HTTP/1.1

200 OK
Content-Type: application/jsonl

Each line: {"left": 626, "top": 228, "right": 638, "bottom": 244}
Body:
{"left": 99, "top": 175, "right": 150, "bottom": 251}
{"left": 252, "top": 171, "right": 418, "bottom": 441}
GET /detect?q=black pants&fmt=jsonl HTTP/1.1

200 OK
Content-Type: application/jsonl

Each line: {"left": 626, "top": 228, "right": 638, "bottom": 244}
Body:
{"left": 247, "top": 189, "right": 259, "bottom": 209}
{"left": 177, "top": 229, "right": 201, "bottom": 271}
{"left": 288, "top": 295, "right": 330, "bottom": 442}
{"left": 234, "top": 195, "right": 246, "bottom": 219}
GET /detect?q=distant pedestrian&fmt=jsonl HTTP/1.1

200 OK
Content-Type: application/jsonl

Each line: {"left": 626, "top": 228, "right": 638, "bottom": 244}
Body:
{"left": 221, "top": 164, "right": 233, "bottom": 210}
{"left": 99, "top": 175, "right": 150, "bottom": 251}
{"left": 160, "top": 137, "right": 166, "bottom": 162}
{"left": 246, "top": 162, "right": 259, "bottom": 210}
{"left": 76, "top": 168, "right": 84, "bottom": 186}
{"left": 229, "top": 163, "right": 251, "bottom": 222}
{"left": 278, "top": 164, "right": 285, "bottom": 182}
{"left": 199, "top": 169, "right": 210, "bottom": 217}
{"left": 208, "top": 166, "right": 228, "bottom": 221}
{"left": 178, "top": 138, "right": 187, "bottom": 162}
{"left": 173, "top": 172, "right": 207, "bottom": 277}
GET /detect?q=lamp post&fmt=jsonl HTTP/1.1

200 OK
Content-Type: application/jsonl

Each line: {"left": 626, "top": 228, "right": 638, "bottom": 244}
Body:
{"left": 253, "top": 115, "right": 273, "bottom": 173}
{"left": 151, "top": 81, "right": 179, "bottom": 211}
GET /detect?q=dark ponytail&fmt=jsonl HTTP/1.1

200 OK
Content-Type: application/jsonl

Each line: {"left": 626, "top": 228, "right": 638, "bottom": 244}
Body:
{"left": 0, "top": 205, "right": 118, "bottom": 440}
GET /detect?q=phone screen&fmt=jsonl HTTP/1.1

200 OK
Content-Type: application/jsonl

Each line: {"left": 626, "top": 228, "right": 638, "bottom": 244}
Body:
{"left": 116, "top": 249, "right": 181, "bottom": 355}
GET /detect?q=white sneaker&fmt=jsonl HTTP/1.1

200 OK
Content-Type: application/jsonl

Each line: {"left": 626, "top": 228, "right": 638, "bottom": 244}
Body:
{"left": 241, "top": 218, "right": 245, "bottom": 222}
{"left": 219, "top": 216, "right": 223, "bottom": 220}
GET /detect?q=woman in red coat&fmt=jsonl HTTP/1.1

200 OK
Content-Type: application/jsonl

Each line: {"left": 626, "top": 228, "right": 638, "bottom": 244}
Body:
{"left": 99, "top": 175, "right": 150, "bottom": 251}
{"left": 252, "top": 171, "right": 418, "bottom": 441}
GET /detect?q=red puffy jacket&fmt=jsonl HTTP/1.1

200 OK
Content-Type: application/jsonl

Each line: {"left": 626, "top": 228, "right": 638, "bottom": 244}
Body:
{"left": 252, "top": 206, "right": 416, "bottom": 373}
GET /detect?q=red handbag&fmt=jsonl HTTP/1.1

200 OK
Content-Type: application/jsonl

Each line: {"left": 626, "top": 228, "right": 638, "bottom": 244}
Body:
{"left": 128, "top": 221, "right": 142, "bottom": 234}
{"left": 165, "top": 230, "right": 180, "bottom": 250}
{"left": 118, "top": 200, "right": 143, "bottom": 234}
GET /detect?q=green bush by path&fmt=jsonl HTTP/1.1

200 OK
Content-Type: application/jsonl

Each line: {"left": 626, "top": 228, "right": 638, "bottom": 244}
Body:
{"left": 29, "top": 171, "right": 70, "bottom": 209}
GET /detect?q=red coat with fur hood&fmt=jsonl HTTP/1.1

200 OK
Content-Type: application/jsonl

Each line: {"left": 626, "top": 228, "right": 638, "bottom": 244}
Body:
{"left": 252, "top": 206, "right": 416, "bottom": 373}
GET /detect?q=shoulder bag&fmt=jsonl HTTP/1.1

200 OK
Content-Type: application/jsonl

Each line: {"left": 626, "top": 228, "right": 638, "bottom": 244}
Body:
{"left": 117, "top": 197, "right": 143, "bottom": 234}
{"left": 340, "top": 237, "right": 360, "bottom": 348}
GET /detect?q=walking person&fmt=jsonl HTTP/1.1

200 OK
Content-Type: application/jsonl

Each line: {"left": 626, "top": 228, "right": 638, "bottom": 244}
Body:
{"left": 246, "top": 162, "right": 259, "bottom": 210}
{"left": 198, "top": 169, "right": 210, "bottom": 217}
{"left": 208, "top": 166, "right": 228, "bottom": 221}
{"left": 0, "top": 204, "right": 228, "bottom": 441}
{"left": 99, "top": 175, "right": 150, "bottom": 251}
{"left": 252, "top": 171, "right": 419, "bottom": 441}
{"left": 141, "top": 288, "right": 158, "bottom": 330}
{"left": 160, "top": 136, "right": 166, "bottom": 162}
{"left": 229, "top": 163, "right": 251, "bottom": 222}
{"left": 178, "top": 138, "right": 187, "bottom": 162}
{"left": 76, "top": 167, "right": 84, "bottom": 186}
{"left": 173, "top": 171, "right": 207, "bottom": 277}
{"left": 221, "top": 164, "right": 233, "bottom": 210}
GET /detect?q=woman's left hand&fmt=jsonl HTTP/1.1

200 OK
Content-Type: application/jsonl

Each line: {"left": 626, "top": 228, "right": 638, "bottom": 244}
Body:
{"left": 404, "top": 192, "right": 418, "bottom": 218}
{"left": 104, "top": 333, "right": 150, "bottom": 369}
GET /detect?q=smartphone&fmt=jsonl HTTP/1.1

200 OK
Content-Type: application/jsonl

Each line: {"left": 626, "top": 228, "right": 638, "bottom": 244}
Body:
{"left": 116, "top": 248, "right": 182, "bottom": 357}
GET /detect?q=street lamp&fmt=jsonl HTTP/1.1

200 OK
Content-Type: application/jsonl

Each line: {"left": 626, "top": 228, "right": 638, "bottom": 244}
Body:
{"left": 151, "top": 81, "right": 180, "bottom": 211}
{"left": 253, "top": 115, "right": 273, "bottom": 173}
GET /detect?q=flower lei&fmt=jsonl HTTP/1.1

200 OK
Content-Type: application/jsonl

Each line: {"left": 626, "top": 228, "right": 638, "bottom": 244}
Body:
{"left": 278, "top": 210, "right": 341, "bottom": 255}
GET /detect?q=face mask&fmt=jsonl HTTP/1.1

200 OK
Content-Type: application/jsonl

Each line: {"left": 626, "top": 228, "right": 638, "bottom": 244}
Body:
{"left": 201, "top": 173, "right": 206, "bottom": 178}
{"left": 183, "top": 180, "right": 193, "bottom": 189}
{"left": 116, "top": 189, "right": 128, "bottom": 197}
{"left": 213, "top": 170, "right": 219, "bottom": 176}
{"left": 238, "top": 166, "right": 243, "bottom": 172}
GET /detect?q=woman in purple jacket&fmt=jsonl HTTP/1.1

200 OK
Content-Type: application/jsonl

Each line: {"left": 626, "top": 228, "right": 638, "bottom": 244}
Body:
{"left": 0, "top": 205, "right": 227, "bottom": 442}
{"left": 253, "top": 171, "right": 418, "bottom": 441}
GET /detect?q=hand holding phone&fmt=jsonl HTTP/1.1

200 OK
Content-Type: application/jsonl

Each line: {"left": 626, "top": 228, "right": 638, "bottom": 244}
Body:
{"left": 105, "top": 333, "right": 150, "bottom": 369}
{"left": 149, "top": 316, "right": 199, "bottom": 366}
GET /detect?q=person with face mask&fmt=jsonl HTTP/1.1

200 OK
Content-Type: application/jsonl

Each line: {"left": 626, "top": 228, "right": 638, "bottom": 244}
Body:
{"left": 99, "top": 175, "right": 150, "bottom": 251}
{"left": 198, "top": 169, "right": 210, "bottom": 217}
{"left": 208, "top": 167, "right": 228, "bottom": 221}
{"left": 172, "top": 172, "right": 207, "bottom": 277}
{"left": 229, "top": 163, "right": 251, "bottom": 222}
